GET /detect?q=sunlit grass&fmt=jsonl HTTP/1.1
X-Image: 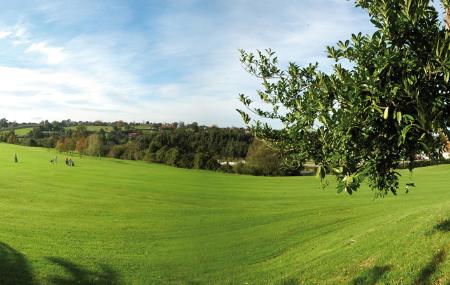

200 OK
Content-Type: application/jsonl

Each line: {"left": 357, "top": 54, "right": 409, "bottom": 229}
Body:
{"left": 0, "top": 143, "right": 448, "bottom": 284}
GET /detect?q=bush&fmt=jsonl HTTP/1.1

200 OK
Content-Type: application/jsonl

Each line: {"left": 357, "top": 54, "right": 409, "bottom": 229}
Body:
{"left": 177, "top": 154, "right": 194, "bottom": 168}
{"left": 143, "top": 152, "right": 156, "bottom": 162}
{"left": 165, "top": 148, "right": 180, "bottom": 166}
{"left": 193, "top": 152, "right": 219, "bottom": 170}
{"left": 245, "top": 140, "right": 284, "bottom": 176}
{"left": 18, "top": 138, "right": 37, "bottom": 147}
{"left": 219, "top": 163, "right": 234, "bottom": 173}
{"left": 155, "top": 146, "right": 169, "bottom": 163}
{"left": 123, "top": 142, "right": 141, "bottom": 160}
{"left": 108, "top": 145, "right": 127, "bottom": 159}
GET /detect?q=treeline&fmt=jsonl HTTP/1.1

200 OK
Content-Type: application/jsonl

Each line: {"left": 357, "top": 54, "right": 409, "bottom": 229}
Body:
{"left": 0, "top": 121, "right": 250, "bottom": 171}
{"left": 0, "top": 120, "right": 302, "bottom": 176}
{"left": 0, "top": 118, "right": 201, "bottom": 132}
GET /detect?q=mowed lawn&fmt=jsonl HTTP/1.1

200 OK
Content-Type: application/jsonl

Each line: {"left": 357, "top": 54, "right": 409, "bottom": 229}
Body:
{"left": 0, "top": 143, "right": 449, "bottom": 284}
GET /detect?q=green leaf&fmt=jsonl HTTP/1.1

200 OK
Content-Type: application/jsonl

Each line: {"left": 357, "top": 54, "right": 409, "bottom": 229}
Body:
{"left": 336, "top": 181, "right": 345, "bottom": 194}
{"left": 370, "top": 19, "right": 383, "bottom": 29}
{"left": 316, "top": 165, "right": 326, "bottom": 180}
{"left": 333, "top": 167, "right": 343, "bottom": 174}
{"left": 401, "top": 125, "right": 414, "bottom": 142}
{"left": 236, "top": 109, "right": 250, "bottom": 124}
{"left": 391, "top": 86, "right": 399, "bottom": 96}
{"left": 383, "top": 107, "right": 389, "bottom": 120}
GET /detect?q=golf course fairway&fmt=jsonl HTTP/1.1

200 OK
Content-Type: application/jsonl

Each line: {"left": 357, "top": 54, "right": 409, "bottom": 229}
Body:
{"left": 0, "top": 143, "right": 448, "bottom": 284}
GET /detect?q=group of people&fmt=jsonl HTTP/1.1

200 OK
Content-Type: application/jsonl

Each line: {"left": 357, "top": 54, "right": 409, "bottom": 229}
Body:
{"left": 65, "top": 157, "right": 75, "bottom": 167}
{"left": 49, "top": 156, "right": 75, "bottom": 167}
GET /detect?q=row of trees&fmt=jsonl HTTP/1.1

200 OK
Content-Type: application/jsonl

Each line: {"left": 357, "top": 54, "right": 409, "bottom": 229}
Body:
{"left": 2, "top": 122, "right": 294, "bottom": 174}
{"left": 0, "top": 118, "right": 213, "bottom": 134}
{"left": 1, "top": 119, "right": 308, "bottom": 176}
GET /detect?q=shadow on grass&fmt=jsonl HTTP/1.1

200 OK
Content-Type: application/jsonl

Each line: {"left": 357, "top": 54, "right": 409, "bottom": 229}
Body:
{"left": 46, "top": 257, "right": 121, "bottom": 285}
{"left": 413, "top": 249, "right": 447, "bottom": 285}
{"left": 0, "top": 241, "right": 122, "bottom": 285}
{"left": 350, "top": 265, "right": 391, "bottom": 285}
{"left": 0, "top": 242, "right": 36, "bottom": 285}
{"left": 434, "top": 219, "right": 450, "bottom": 232}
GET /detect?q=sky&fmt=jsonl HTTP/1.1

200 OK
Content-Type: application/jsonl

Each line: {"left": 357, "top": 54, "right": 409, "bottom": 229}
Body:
{"left": 0, "top": 0, "right": 381, "bottom": 126}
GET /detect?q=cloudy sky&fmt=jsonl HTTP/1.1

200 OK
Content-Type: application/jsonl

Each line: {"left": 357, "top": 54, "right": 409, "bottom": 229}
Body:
{"left": 0, "top": 0, "right": 379, "bottom": 126}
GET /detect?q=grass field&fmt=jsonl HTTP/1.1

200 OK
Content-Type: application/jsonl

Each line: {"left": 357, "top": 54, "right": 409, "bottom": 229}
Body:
{"left": 11, "top": 125, "right": 155, "bottom": 136}
{"left": 11, "top": 127, "right": 33, "bottom": 136}
{"left": 9, "top": 125, "right": 115, "bottom": 136}
{"left": 65, "top": 125, "right": 114, "bottom": 132}
{"left": 0, "top": 143, "right": 448, "bottom": 284}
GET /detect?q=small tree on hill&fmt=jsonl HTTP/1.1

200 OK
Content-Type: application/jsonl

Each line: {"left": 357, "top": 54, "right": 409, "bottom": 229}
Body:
{"left": 75, "top": 137, "right": 87, "bottom": 155}
{"left": 238, "top": 0, "right": 450, "bottom": 196}
{"left": 86, "top": 134, "right": 103, "bottom": 157}
{"left": 245, "top": 139, "right": 285, "bottom": 176}
{"left": 55, "top": 139, "right": 68, "bottom": 153}
{"left": 6, "top": 131, "right": 17, "bottom": 144}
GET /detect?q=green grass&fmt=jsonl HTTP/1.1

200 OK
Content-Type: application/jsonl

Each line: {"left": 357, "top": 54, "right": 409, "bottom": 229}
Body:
{"left": 10, "top": 125, "right": 114, "bottom": 135}
{"left": 12, "top": 125, "right": 151, "bottom": 136}
{"left": 11, "top": 127, "right": 33, "bottom": 136}
{"left": 0, "top": 143, "right": 449, "bottom": 284}
{"left": 65, "top": 125, "right": 114, "bottom": 132}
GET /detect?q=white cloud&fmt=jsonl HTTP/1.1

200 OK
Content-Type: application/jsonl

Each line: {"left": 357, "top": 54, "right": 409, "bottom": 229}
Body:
{"left": 0, "top": 1, "right": 379, "bottom": 126}
{"left": 25, "top": 42, "right": 66, "bottom": 64}
{"left": 0, "top": 30, "right": 11, "bottom": 39}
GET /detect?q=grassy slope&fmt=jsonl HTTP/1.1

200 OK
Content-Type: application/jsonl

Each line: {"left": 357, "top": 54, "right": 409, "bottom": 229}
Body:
{"left": 11, "top": 127, "right": 33, "bottom": 136}
{"left": 0, "top": 143, "right": 448, "bottom": 284}
{"left": 10, "top": 125, "right": 114, "bottom": 136}
{"left": 66, "top": 125, "right": 114, "bottom": 132}
{"left": 12, "top": 125, "right": 153, "bottom": 136}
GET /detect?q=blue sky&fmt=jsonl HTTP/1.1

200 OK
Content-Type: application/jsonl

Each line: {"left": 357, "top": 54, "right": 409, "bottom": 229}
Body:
{"left": 0, "top": 0, "right": 381, "bottom": 126}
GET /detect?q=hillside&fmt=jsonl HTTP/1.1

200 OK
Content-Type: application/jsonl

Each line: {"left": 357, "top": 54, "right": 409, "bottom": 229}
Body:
{"left": 0, "top": 143, "right": 448, "bottom": 284}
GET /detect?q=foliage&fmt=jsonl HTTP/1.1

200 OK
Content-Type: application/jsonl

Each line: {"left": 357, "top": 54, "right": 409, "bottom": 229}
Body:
{"left": 193, "top": 152, "right": 220, "bottom": 170}
{"left": 238, "top": 0, "right": 450, "bottom": 195}
{"left": 242, "top": 139, "right": 301, "bottom": 176}
{"left": 2, "top": 120, "right": 255, "bottom": 173}
{"left": 86, "top": 134, "right": 103, "bottom": 157}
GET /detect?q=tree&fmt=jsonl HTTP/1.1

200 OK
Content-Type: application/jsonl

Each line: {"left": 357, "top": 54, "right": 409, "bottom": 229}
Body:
{"left": 238, "top": 0, "right": 450, "bottom": 196}
{"left": 0, "top": 118, "right": 8, "bottom": 129}
{"left": 75, "top": 137, "right": 88, "bottom": 155}
{"left": 193, "top": 152, "right": 219, "bottom": 170}
{"left": 55, "top": 139, "right": 67, "bottom": 153}
{"left": 6, "top": 131, "right": 17, "bottom": 144}
{"left": 86, "top": 134, "right": 103, "bottom": 157}
{"left": 245, "top": 139, "right": 284, "bottom": 176}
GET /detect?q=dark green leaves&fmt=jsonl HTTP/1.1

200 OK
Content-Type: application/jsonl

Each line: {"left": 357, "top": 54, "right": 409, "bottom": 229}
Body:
{"left": 239, "top": 0, "right": 450, "bottom": 196}
{"left": 236, "top": 109, "right": 250, "bottom": 124}
{"left": 370, "top": 18, "right": 384, "bottom": 29}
